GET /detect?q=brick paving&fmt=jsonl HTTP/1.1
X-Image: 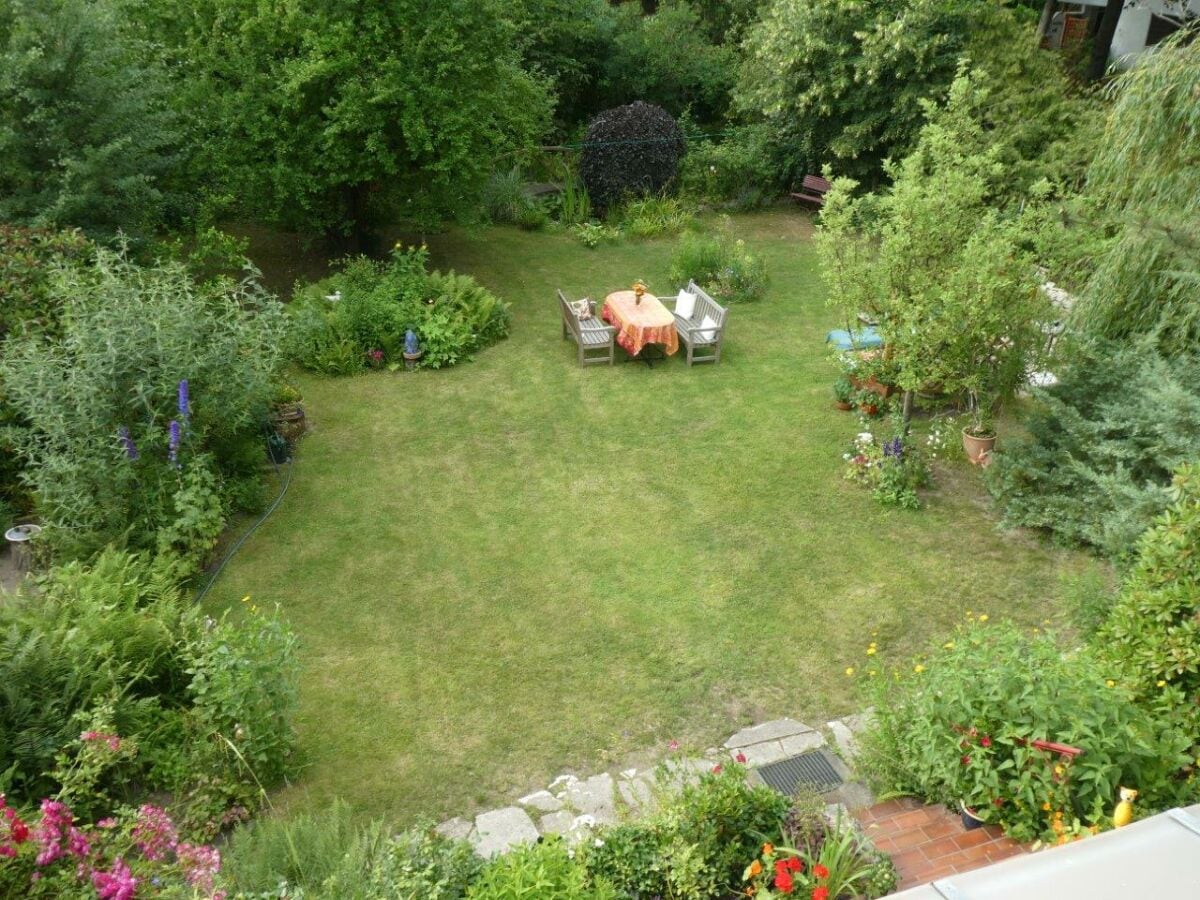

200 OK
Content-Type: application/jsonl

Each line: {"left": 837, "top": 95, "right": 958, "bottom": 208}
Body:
{"left": 855, "top": 798, "right": 1028, "bottom": 891}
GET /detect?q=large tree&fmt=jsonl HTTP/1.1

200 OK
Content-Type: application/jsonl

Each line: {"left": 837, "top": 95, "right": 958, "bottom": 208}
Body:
{"left": 0, "top": 0, "right": 182, "bottom": 237}
{"left": 168, "top": 0, "right": 553, "bottom": 245}
{"left": 1075, "top": 32, "right": 1200, "bottom": 355}
{"left": 736, "top": 0, "right": 1072, "bottom": 186}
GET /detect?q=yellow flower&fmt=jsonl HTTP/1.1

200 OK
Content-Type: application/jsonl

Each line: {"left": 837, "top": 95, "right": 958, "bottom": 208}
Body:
{"left": 1054, "top": 764, "right": 1065, "bottom": 777}
{"left": 866, "top": 647, "right": 877, "bottom": 656}
{"left": 1106, "top": 679, "right": 1116, "bottom": 688}
{"left": 978, "top": 614, "right": 989, "bottom": 622}
{"left": 868, "top": 669, "right": 877, "bottom": 677}
{"left": 914, "top": 664, "right": 925, "bottom": 674}
{"left": 868, "top": 641, "right": 877, "bottom": 648}
{"left": 1042, "top": 802, "right": 1052, "bottom": 811}
{"left": 1157, "top": 680, "right": 1167, "bottom": 688}
{"left": 943, "top": 641, "right": 955, "bottom": 650}
{"left": 845, "top": 667, "right": 855, "bottom": 677}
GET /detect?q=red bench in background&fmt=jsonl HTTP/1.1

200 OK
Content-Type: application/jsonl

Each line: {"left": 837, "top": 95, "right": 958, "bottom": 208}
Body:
{"left": 790, "top": 174, "right": 832, "bottom": 207}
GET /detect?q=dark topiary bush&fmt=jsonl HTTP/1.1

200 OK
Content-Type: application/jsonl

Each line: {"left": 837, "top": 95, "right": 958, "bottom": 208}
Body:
{"left": 580, "top": 101, "right": 685, "bottom": 212}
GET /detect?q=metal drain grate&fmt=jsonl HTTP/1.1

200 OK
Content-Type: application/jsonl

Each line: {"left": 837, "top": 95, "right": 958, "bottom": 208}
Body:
{"left": 757, "top": 750, "right": 843, "bottom": 795}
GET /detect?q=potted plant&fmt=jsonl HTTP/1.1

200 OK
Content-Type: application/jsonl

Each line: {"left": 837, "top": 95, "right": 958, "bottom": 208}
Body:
{"left": 833, "top": 376, "right": 855, "bottom": 410}
{"left": 271, "top": 382, "right": 306, "bottom": 443}
{"left": 857, "top": 389, "right": 881, "bottom": 417}
{"left": 961, "top": 396, "right": 997, "bottom": 465}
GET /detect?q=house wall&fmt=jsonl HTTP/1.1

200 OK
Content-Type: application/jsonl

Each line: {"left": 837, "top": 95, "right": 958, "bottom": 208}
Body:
{"left": 1071, "top": 0, "right": 1200, "bottom": 68}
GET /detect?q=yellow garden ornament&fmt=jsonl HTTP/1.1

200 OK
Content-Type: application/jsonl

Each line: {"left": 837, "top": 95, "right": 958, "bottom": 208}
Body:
{"left": 1113, "top": 786, "right": 1137, "bottom": 828}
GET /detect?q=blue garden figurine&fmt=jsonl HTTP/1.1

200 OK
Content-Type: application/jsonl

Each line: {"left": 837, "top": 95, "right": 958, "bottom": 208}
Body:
{"left": 405, "top": 330, "right": 420, "bottom": 355}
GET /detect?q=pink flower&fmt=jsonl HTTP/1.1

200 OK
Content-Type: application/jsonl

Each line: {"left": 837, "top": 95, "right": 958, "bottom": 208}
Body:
{"left": 980, "top": 735, "right": 992, "bottom": 748}
{"left": 735, "top": 752, "right": 747, "bottom": 763}
{"left": 97, "top": 818, "right": 118, "bottom": 830}
{"left": 176, "top": 842, "right": 222, "bottom": 894}
{"left": 131, "top": 805, "right": 177, "bottom": 861}
{"left": 668, "top": 740, "right": 679, "bottom": 751}
{"left": 92, "top": 857, "right": 138, "bottom": 900}
{"left": 34, "top": 799, "right": 75, "bottom": 866}
{"left": 711, "top": 764, "right": 723, "bottom": 774}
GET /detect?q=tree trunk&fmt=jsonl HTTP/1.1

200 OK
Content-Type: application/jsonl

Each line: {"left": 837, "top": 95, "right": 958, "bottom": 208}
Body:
{"left": 1036, "top": 0, "right": 1057, "bottom": 41}
{"left": 1087, "top": 0, "right": 1124, "bottom": 81}
{"left": 901, "top": 389, "right": 915, "bottom": 432}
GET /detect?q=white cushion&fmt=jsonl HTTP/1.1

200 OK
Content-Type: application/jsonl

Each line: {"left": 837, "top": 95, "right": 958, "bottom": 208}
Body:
{"left": 694, "top": 314, "right": 719, "bottom": 343}
{"left": 675, "top": 289, "right": 696, "bottom": 319}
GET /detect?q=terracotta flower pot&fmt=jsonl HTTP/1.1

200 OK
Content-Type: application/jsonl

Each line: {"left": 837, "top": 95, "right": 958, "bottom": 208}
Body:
{"left": 860, "top": 403, "right": 879, "bottom": 416}
{"left": 962, "top": 428, "right": 997, "bottom": 465}
{"left": 834, "top": 401, "right": 853, "bottom": 411}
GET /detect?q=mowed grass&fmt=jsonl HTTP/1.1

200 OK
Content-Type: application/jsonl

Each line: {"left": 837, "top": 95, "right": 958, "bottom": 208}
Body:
{"left": 208, "top": 209, "right": 1103, "bottom": 824}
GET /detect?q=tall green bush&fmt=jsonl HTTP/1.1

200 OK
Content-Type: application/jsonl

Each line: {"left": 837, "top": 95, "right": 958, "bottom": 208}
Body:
{"left": 0, "top": 249, "right": 285, "bottom": 564}
{"left": 1095, "top": 465, "right": 1200, "bottom": 737}
{"left": 856, "top": 621, "right": 1195, "bottom": 843}
{"left": 0, "top": 0, "right": 184, "bottom": 236}
{"left": 1074, "top": 33, "right": 1200, "bottom": 355}
{"left": 669, "top": 228, "right": 768, "bottom": 303}
{"left": 987, "top": 341, "right": 1200, "bottom": 558}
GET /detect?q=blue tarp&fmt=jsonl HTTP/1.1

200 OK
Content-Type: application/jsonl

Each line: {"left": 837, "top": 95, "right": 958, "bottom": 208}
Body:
{"left": 826, "top": 327, "right": 883, "bottom": 351}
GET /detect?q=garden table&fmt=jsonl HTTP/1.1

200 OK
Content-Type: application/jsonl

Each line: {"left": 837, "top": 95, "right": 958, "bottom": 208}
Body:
{"left": 602, "top": 290, "right": 678, "bottom": 366}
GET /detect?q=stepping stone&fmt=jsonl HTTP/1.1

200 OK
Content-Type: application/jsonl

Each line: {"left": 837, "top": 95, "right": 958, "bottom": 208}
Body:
{"left": 780, "top": 731, "right": 825, "bottom": 755}
{"left": 435, "top": 816, "right": 473, "bottom": 842}
{"left": 472, "top": 807, "right": 539, "bottom": 857}
{"left": 518, "top": 790, "right": 563, "bottom": 813}
{"left": 539, "top": 810, "right": 575, "bottom": 836}
{"left": 564, "top": 773, "right": 615, "bottom": 824}
{"left": 733, "top": 740, "right": 793, "bottom": 767}
{"left": 549, "top": 774, "right": 578, "bottom": 789}
{"left": 617, "top": 776, "right": 654, "bottom": 812}
{"left": 827, "top": 720, "right": 858, "bottom": 761}
{"left": 842, "top": 708, "right": 875, "bottom": 734}
{"left": 724, "top": 718, "right": 815, "bottom": 749}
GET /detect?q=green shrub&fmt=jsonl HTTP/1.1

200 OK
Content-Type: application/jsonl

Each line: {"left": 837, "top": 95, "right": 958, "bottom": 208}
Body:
{"left": 0, "top": 224, "right": 94, "bottom": 339}
{"left": 584, "top": 764, "right": 789, "bottom": 899}
{"left": 856, "top": 621, "right": 1194, "bottom": 842}
{"left": 482, "top": 167, "right": 533, "bottom": 224}
{"left": 1095, "top": 465, "right": 1200, "bottom": 738}
{"left": 0, "top": 248, "right": 285, "bottom": 565}
{"left": 678, "top": 125, "right": 781, "bottom": 210}
{"left": 289, "top": 245, "right": 511, "bottom": 372}
{"left": 0, "top": 549, "right": 299, "bottom": 829}
{"left": 669, "top": 229, "right": 769, "bottom": 303}
{"left": 611, "top": 195, "right": 695, "bottom": 238}
{"left": 470, "top": 839, "right": 615, "bottom": 900}
{"left": 987, "top": 340, "right": 1200, "bottom": 558}
{"left": 570, "top": 222, "right": 621, "bottom": 249}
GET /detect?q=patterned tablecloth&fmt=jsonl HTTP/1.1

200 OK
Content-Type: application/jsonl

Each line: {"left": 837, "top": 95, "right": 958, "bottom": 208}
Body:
{"left": 602, "top": 291, "right": 679, "bottom": 358}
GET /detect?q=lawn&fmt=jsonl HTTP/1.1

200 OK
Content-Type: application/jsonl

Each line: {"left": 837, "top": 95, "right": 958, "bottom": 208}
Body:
{"left": 208, "top": 209, "right": 1103, "bottom": 824}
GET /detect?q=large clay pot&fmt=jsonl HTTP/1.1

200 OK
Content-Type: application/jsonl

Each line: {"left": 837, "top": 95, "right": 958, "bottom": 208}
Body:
{"left": 273, "top": 403, "right": 307, "bottom": 443}
{"left": 834, "top": 401, "right": 853, "bottom": 411}
{"left": 962, "top": 428, "right": 997, "bottom": 465}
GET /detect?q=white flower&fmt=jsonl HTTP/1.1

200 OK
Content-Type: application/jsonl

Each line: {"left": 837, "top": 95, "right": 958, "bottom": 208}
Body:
{"left": 594, "top": 838, "right": 605, "bottom": 847}
{"left": 843, "top": 453, "right": 852, "bottom": 460}
{"left": 857, "top": 432, "right": 874, "bottom": 443}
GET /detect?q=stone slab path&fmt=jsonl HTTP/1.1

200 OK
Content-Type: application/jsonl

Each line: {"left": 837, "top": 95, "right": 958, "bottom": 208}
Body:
{"left": 854, "top": 798, "right": 1027, "bottom": 890}
{"left": 438, "top": 712, "right": 877, "bottom": 858}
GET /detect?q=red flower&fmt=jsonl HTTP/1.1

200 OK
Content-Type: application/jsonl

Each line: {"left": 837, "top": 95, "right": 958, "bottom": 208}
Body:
{"left": 775, "top": 859, "right": 790, "bottom": 877}
{"left": 813, "top": 863, "right": 829, "bottom": 879}
{"left": 735, "top": 752, "right": 748, "bottom": 763}
{"left": 961, "top": 755, "right": 971, "bottom": 765}
{"left": 812, "top": 888, "right": 830, "bottom": 900}
{"left": 711, "top": 765, "right": 723, "bottom": 774}
{"left": 980, "top": 735, "right": 992, "bottom": 748}
{"left": 10, "top": 819, "right": 28, "bottom": 843}
{"left": 786, "top": 857, "right": 803, "bottom": 873}
{"left": 993, "top": 797, "right": 1004, "bottom": 808}
{"left": 774, "top": 871, "right": 795, "bottom": 893}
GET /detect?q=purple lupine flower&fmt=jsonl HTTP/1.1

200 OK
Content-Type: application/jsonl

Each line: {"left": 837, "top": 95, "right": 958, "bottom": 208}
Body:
{"left": 168, "top": 419, "right": 181, "bottom": 468}
{"left": 117, "top": 426, "right": 139, "bottom": 461}
{"left": 883, "top": 437, "right": 904, "bottom": 459}
{"left": 177, "top": 379, "right": 190, "bottom": 422}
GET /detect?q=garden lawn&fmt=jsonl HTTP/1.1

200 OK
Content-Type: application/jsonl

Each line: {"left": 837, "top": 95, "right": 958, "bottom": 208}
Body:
{"left": 208, "top": 209, "right": 1104, "bottom": 824}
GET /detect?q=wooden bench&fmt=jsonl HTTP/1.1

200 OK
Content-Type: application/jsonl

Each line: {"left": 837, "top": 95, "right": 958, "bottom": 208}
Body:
{"left": 558, "top": 289, "right": 616, "bottom": 366}
{"left": 790, "top": 174, "right": 832, "bottom": 207}
{"left": 663, "top": 280, "right": 728, "bottom": 367}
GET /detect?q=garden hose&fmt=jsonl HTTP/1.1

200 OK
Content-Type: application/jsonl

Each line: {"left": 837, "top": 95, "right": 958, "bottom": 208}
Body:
{"left": 194, "top": 451, "right": 294, "bottom": 605}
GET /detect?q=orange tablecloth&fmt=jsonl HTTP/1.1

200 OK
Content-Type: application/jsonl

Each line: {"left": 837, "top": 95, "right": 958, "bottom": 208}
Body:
{"left": 602, "top": 291, "right": 679, "bottom": 358}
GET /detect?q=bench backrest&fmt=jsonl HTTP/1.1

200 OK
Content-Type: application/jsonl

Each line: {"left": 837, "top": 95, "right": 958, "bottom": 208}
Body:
{"left": 802, "top": 174, "right": 832, "bottom": 195}
{"left": 684, "top": 280, "right": 728, "bottom": 329}
{"left": 558, "top": 289, "right": 583, "bottom": 339}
